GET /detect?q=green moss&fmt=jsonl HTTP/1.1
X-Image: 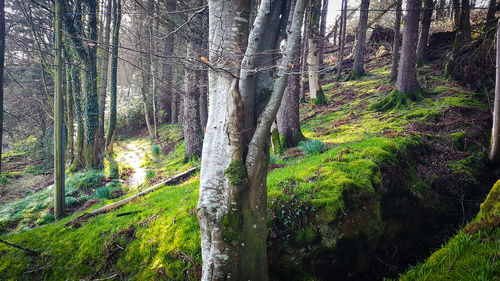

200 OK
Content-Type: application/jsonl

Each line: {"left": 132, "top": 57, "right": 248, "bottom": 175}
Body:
{"left": 221, "top": 210, "right": 242, "bottom": 242}
{"left": 311, "top": 88, "right": 328, "bottom": 105}
{"left": 369, "top": 88, "right": 423, "bottom": 111}
{"left": 272, "top": 129, "right": 282, "bottom": 154}
{"left": 224, "top": 160, "right": 247, "bottom": 186}
{"left": 295, "top": 227, "right": 316, "bottom": 244}
{"left": 346, "top": 70, "right": 362, "bottom": 81}
{"left": 451, "top": 132, "right": 466, "bottom": 150}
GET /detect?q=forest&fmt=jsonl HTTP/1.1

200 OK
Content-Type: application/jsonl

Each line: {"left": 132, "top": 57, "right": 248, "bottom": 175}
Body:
{"left": 0, "top": 0, "right": 499, "bottom": 280}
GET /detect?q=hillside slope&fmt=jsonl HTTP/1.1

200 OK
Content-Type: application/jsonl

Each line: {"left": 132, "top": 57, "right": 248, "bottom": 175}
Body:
{"left": 0, "top": 52, "right": 496, "bottom": 280}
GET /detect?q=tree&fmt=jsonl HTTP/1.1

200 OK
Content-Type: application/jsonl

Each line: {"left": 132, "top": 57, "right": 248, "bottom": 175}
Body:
{"left": 307, "top": 0, "right": 327, "bottom": 105}
{"left": 183, "top": 0, "right": 204, "bottom": 160}
{"left": 337, "top": 0, "right": 348, "bottom": 80}
{"left": 349, "top": 0, "right": 370, "bottom": 79}
{"left": 105, "top": 0, "right": 121, "bottom": 155}
{"left": 97, "top": 0, "right": 112, "bottom": 156}
{"left": 319, "top": 0, "right": 328, "bottom": 66}
{"left": 490, "top": 19, "right": 500, "bottom": 164}
{"left": 62, "top": 0, "right": 102, "bottom": 169}
{"left": 54, "top": 0, "right": 64, "bottom": 219}
{"left": 371, "top": 0, "right": 422, "bottom": 111}
{"left": 390, "top": 0, "right": 402, "bottom": 81}
{"left": 416, "top": 0, "right": 433, "bottom": 66}
{"left": 0, "top": 0, "right": 4, "bottom": 175}
{"left": 444, "top": 0, "right": 471, "bottom": 79}
{"left": 277, "top": 0, "right": 305, "bottom": 150}
{"left": 197, "top": 0, "right": 305, "bottom": 279}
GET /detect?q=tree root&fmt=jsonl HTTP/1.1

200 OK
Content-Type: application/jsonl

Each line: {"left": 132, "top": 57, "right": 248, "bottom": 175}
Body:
{"left": 369, "top": 88, "right": 423, "bottom": 111}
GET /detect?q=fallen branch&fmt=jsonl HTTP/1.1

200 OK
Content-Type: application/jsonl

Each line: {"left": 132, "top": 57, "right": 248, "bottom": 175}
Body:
{"left": 0, "top": 238, "right": 38, "bottom": 256}
{"left": 67, "top": 167, "right": 198, "bottom": 227}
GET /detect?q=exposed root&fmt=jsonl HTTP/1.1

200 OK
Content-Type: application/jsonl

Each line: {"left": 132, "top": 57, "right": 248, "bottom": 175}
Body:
{"left": 369, "top": 88, "right": 423, "bottom": 111}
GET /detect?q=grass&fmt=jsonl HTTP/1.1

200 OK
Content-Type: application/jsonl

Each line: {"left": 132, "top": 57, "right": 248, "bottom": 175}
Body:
{"left": 0, "top": 55, "right": 495, "bottom": 280}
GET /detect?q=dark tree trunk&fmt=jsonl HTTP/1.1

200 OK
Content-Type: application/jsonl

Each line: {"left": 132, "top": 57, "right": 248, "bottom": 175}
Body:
{"left": 54, "top": 0, "right": 64, "bottom": 219}
{"left": 106, "top": 0, "right": 121, "bottom": 155}
{"left": 183, "top": 0, "right": 203, "bottom": 160}
{"left": 0, "top": 0, "right": 4, "bottom": 174}
{"left": 484, "top": 0, "right": 497, "bottom": 35}
{"left": 390, "top": 0, "right": 402, "bottom": 81}
{"left": 65, "top": 56, "right": 74, "bottom": 163}
{"left": 445, "top": 0, "right": 471, "bottom": 79}
{"left": 97, "top": 0, "right": 112, "bottom": 158}
{"left": 70, "top": 64, "right": 85, "bottom": 171}
{"left": 199, "top": 71, "right": 208, "bottom": 130}
{"left": 277, "top": 0, "right": 304, "bottom": 149}
{"left": 350, "top": 0, "right": 370, "bottom": 78}
{"left": 396, "top": 0, "right": 421, "bottom": 94}
{"left": 160, "top": 0, "right": 176, "bottom": 125}
{"left": 319, "top": 0, "right": 328, "bottom": 66}
{"left": 371, "top": 0, "right": 422, "bottom": 111}
{"left": 337, "top": 0, "right": 348, "bottom": 79}
{"left": 416, "top": 0, "right": 433, "bottom": 65}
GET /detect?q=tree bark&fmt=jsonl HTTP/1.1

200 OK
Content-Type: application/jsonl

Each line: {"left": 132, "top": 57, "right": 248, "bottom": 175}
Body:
{"left": 54, "top": 0, "right": 65, "bottom": 219}
{"left": 97, "top": 0, "right": 112, "bottom": 158}
{"left": 277, "top": 0, "right": 304, "bottom": 149}
{"left": 307, "top": 0, "right": 327, "bottom": 104}
{"left": 350, "top": 0, "right": 370, "bottom": 78}
{"left": 390, "top": 0, "right": 402, "bottom": 81}
{"left": 444, "top": 0, "right": 471, "bottom": 79}
{"left": 484, "top": 0, "right": 497, "bottom": 35}
{"left": 490, "top": 19, "right": 500, "bottom": 164}
{"left": 70, "top": 63, "right": 85, "bottom": 171}
{"left": 299, "top": 9, "right": 309, "bottom": 101}
{"left": 416, "top": 0, "right": 433, "bottom": 65}
{"left": 319, "top": 0, "right": 328, "bottom": 66}
{"left": 198, "top": 0, "right": 305, "bottom": 280}
{"left": 183, "top": 0, "right": 203, "bottom": 160}
{"left": 337, "top": 0, "right": 348, "bottom": 79}
{"left": 106, "top": 0, "right": 121, "bottom": 155}
{"left": 396, "top": 0, "right": 421, "bottom": 94}
{"left": 65, "top": 55, "right": 74, "bottom": 163}
{"left": 0, "top": 0, "right": 5, "bottom": 175}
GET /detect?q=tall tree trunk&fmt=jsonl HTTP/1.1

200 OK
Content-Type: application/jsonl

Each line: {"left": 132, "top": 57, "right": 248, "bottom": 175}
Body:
{"left": 159, "top": 0, "right": 176, "bottom": 125}
{"left": 299, "top": 9, "right": 309, "bottom": 102}
{"left": 319, "top": 0, "right": 328, "bottom": 66}
{"left": 70, "top": 64, "right": 85, "bottom": 171}
{"left": 416, "top": 0, "right": 433, "bottom": 65}
{"left": 0, "top": 0, "right": 4, "bottom": 175}
{"left": 396, "top": 0, "right": 421, "bottom": 94}
{"left": 453, "top": 0, "right": 460, "bottom": 28}
{"left": 445, "top": 0, "right": 471, "bottom": 79}
{"left": 350, "top": 0, "right": 370, "bottom": 78}
{"left": 308, "top": 0, "right": 327, "bottom": 105}
{"left": 484, "top": 0, "right": 497, "bottom": 36}
{"left": 106, "top": 0, "right": 121, "bottom": 155}
{"left": 199, "top": 71, "right": 208, "bottom": 129}
{"left": 490, "top": 19, "right": 500, "bottom": 164}
{"left": 390, "top": 0, "right": 402, "bottom": 81}
{"left": 83, "top": 0, "right": 101, "bottom": 169}
{"left": 371, "top": 0, "right": 422, "bottom": 111}
{"left": 54, "top": 0, "right": 65, "bottom": 219}
{"left": 65, "top": 56, "right": 74, "bottom": 163}
{"left": 198, "top": 0, "right": 305, "bottom": 280}
{"left": 277, "top": 0, "right": 304, "bottom": 150}
{"left": 183, "top": 0, "right": 203, "bottom": 160}
{"left": 97, "top": 0, "right": 112, "bottom": 158}
{"left": 337, "top": 0, "right": 347, "bottom": 79}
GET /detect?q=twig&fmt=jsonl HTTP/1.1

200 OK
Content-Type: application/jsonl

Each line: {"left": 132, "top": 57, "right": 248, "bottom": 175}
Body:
{"left": 0, "top": 239, "right": 38, "bottom": 256}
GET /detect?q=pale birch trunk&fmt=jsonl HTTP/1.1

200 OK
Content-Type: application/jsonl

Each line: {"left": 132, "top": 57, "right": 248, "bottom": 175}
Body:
{"left": 307, "top": 0, "right": 326, "bottom": 104}
{"left": 198, "top": 0, "right": 305, "bottom": 279}
{"left": 490, "top": 19, "right": 500, "bottom": 164}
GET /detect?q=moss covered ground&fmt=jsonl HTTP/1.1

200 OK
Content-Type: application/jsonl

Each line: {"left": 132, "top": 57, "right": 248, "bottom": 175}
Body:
{"left": 0, "top": 54, "right": 496, "bottom": 280}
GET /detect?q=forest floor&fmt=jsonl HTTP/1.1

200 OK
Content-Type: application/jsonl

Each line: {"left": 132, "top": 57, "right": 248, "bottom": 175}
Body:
{"left": 0, "top": 48, "right": 498, "bottom": 280}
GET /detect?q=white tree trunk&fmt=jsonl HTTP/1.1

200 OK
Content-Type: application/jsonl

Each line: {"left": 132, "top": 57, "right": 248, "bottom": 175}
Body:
{"left": 490, "top": 19, "right": 500, "bottom": 164}
{"left": 198, "top": 0, "right": 306, "bottom": 279}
